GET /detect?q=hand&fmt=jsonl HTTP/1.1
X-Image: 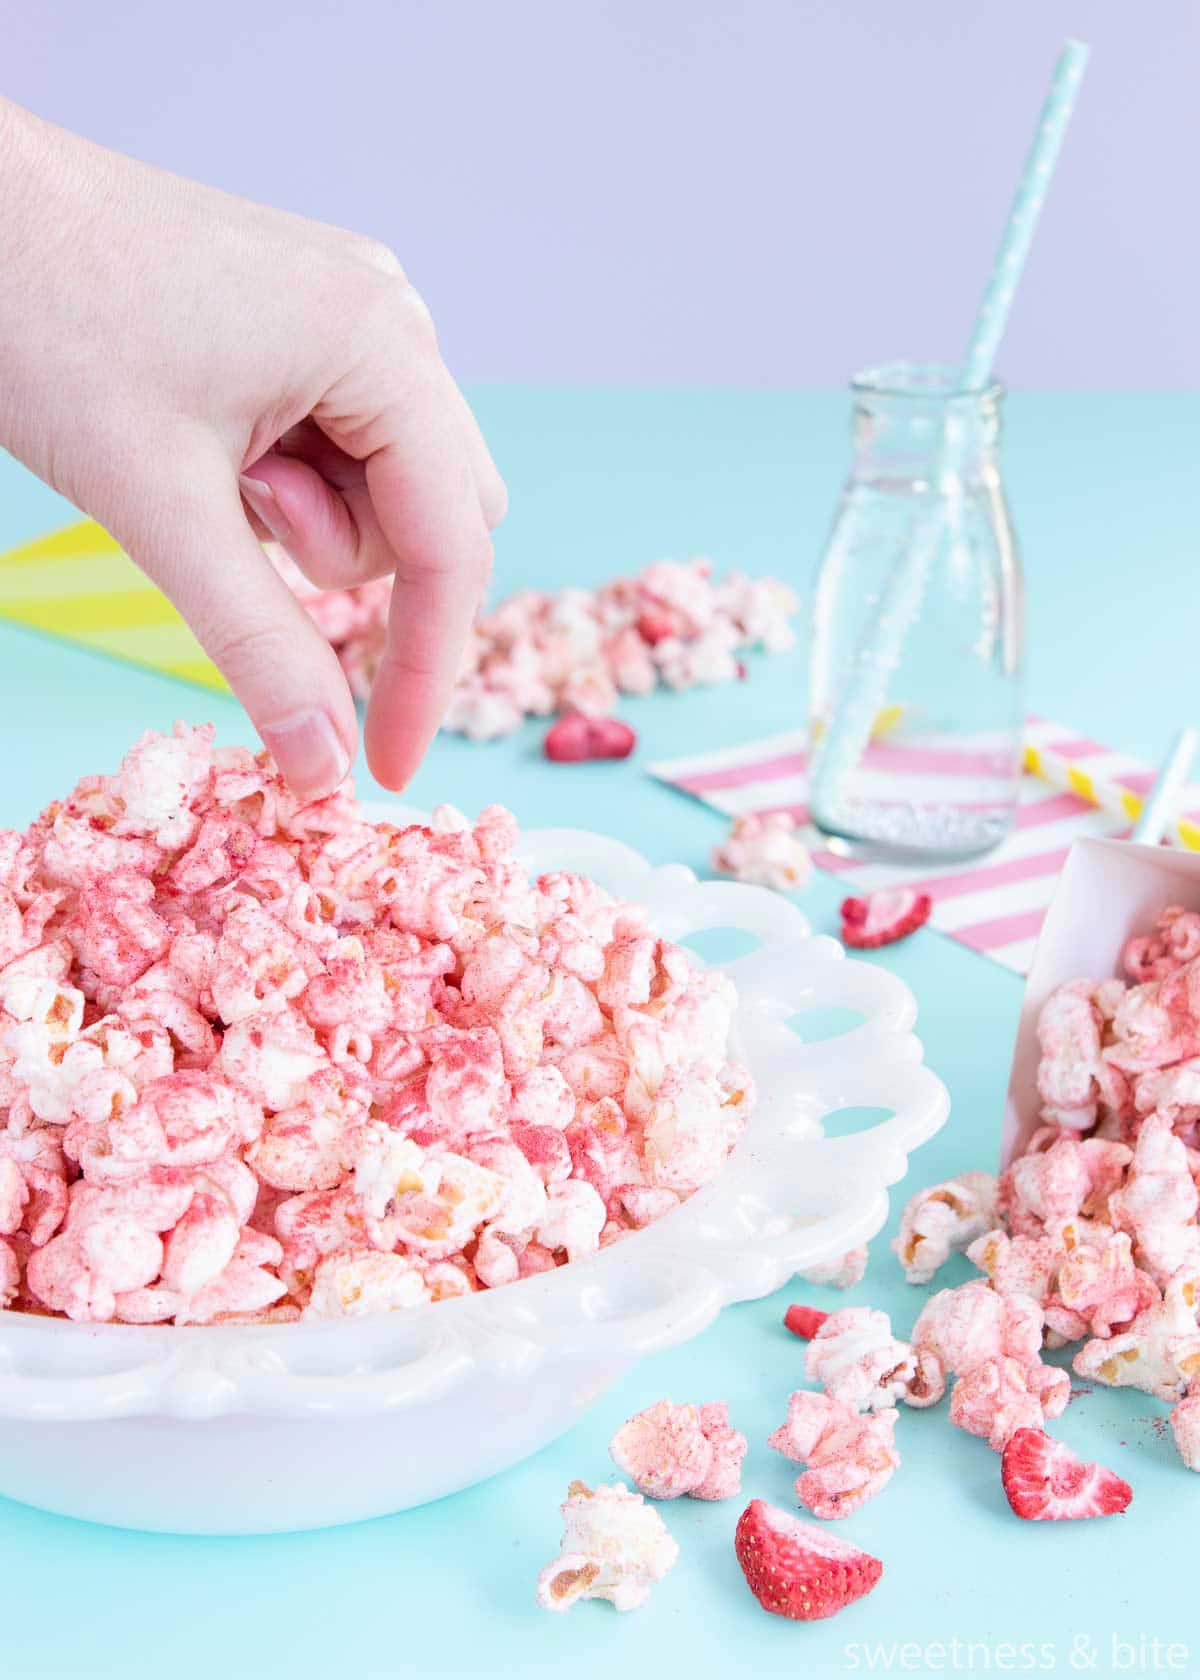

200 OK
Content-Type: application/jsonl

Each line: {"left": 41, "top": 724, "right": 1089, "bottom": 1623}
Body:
{"left": 0, "top": 98, "right": 506, "bottom": 798}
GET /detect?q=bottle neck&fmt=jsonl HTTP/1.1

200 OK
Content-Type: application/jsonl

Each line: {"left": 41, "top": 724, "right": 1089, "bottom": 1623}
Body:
{"left": 850, "top": 390, "right": 1002, "bottom": 489}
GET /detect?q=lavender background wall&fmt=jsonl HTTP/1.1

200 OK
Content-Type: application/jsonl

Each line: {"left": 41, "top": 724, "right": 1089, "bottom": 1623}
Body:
{"left": 8, "top": 2, "right": 1197, "bottom": 388}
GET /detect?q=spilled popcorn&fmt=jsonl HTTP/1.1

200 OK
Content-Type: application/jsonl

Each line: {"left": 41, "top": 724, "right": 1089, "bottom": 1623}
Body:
{"left": 0, "top": 725, "right": 755, "bottom": 1324}
{"left": 270, "top": 549, "right": 798, "bottom": 733}
{"left": 536, "top": 1481, "right": 679, "bottom": 1612}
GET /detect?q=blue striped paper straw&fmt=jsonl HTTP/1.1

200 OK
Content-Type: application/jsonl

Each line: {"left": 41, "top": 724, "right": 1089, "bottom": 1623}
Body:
{"left": 962, "top": 39, "right": 1091, "bottom": 388}
{"left": 812, "top": 40, "right": 1090, "bottom": 827}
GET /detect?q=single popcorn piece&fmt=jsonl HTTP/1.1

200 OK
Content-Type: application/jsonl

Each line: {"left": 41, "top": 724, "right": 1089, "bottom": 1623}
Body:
{"left": 1072, "top": 1277, "right": 1200, "bottom": 1404}
{"left": 893, "top": 1171, "right": 999, "bottom": 1284}
{"left": 796, "top": 1245, "right": 869, "bottom": 1290}
{"left": 949, "top": 1356, "right": 1065, "bottom": 1453}
{"left": 1036, "top": 980, "right": 1129, "bottom": 1131}
{"left": 805, "top": 1306, "right": 916, "bottom": 1412}
{"left": 711, "top": 813, "right": 811, "bottom": 893}
{"left": 689, "top": 1402, "right": 749, "bottom": 1501}
{"left": 768, "top": 1389, "right": 900, "bottom": 1518}
{"left": 535, "top": 1481, "right": 679, "bottom": 1613}
{"left": 609, "top": 1399, "right": 747, "bottom": 1501}
{"left": 0, "top": 726, "right": 755, "bottom": 1325}
{"left": 911, "top": 1280, "right": 1044, "bottom": 1377}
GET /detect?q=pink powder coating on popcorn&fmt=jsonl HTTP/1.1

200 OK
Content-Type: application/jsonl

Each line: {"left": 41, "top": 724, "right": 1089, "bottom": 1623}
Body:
{"left": 768, "top": 1388, "right": 900, "bottom": 1518}
{"left": 609, "top": 1398, "right": 747, "bottom": 1501}
{"left": 268, "top": 548, "right": 798, "bottom": 731}
{"left": 804, "top": 1306, "right": 917, "bottom": 1413}
{"left": 0, "top": 726, "right": 755, "bottom": 1325}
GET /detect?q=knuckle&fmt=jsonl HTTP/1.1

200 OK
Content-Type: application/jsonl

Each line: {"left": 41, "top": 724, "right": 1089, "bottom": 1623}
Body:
{"left": 345, "top": 233, "right": 406, "bottom": 282}
{"left": 397, "top": 282, "right": 439, "bottom": 354}
{"left": 207, "top": 617, "right": 297, "bottom": 685}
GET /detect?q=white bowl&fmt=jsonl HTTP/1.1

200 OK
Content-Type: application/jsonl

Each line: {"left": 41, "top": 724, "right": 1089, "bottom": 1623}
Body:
{"left": 0, "top": 822, "right": 948, "bottom": 1533}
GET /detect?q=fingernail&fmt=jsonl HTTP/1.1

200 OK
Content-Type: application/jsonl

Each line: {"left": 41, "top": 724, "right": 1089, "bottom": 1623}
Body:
{"left": 261, "top": 710, "right": 351, "bottom": 802}
{"left": 239, "top": 475, "right": 292, "bottom": 545}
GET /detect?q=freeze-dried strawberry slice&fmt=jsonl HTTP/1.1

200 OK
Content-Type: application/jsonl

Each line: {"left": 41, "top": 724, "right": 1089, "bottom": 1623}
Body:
{"left": 840, "top": 889, "right": 932, "bottom": 949}
{"left": 734, "top": 1499, "right": 883, "bottom": 1621}
{"left": 784, "top": 1303, "right": 829, "bottom": 1339}
{"left": 1001, "top": 1427, "right": 1132, "bottom": 1521}
{"left": 636, "top": 610, "right": 675, "bottom": 646}
{"left": 543, "top": 716, "right": 636, "bottom": 763}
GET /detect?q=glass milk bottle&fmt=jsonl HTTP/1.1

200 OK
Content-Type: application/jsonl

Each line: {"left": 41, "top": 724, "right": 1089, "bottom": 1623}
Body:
{"left": 807, "top": 361, "right": 1024, "bottom": 862}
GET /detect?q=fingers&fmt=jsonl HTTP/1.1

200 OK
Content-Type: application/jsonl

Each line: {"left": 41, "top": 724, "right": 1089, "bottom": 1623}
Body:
{"left": 353, "top": 374, "right": 495, "bottom": 791}
{"left": 118, "top": 446, "right": 359, "bottom": 802}
{"left": 240, "top": 360, "right": 505, "bottom": 596}
{"left": 443, "top": 376, "right": 508, "bottom": 528}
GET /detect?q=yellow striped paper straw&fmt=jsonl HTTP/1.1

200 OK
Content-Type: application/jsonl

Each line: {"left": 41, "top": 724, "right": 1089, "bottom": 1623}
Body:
{"left": 1023, "top": 736, "right": 1200, "bottom": 852}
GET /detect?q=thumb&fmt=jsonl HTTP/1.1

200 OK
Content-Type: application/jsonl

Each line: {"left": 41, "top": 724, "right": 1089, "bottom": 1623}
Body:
{"left": 112, "top": 452, "right": 359, "bottom": 800}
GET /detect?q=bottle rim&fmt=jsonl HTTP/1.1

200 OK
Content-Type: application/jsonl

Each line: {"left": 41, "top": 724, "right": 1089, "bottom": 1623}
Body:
{"left": 851, "top": 359, "right": 1004, "bottom": 405}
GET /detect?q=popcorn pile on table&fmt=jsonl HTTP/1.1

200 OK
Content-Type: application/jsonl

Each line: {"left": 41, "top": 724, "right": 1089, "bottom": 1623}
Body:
{"left": 0, "top": 724, "right": 755, "bottom": 1324}
{"left": 543, "top": 893, "right": 1200, "bottom": 1624}
{"left": 891, "top": 902, "right": 1200, "bottom": 1473}
{"left": 270, "top": 549, "right": 799, "bottom": 737}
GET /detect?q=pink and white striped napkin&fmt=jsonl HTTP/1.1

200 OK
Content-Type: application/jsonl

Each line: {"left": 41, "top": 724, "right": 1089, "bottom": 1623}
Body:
{"left": 651, "top": 718, "right": 1197, "bottom": 976}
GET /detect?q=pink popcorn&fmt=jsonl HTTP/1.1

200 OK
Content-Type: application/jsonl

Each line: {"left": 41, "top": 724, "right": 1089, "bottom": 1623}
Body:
{"left": 769, "top": 1389, "right": 900, "bottom": 1518}
{"left": 1123, "top": 907, "right": 1200, "bottom": 984}
{"left": 1108, "top": 1111, "right": 1200, "bottom": 1283}
{"left": 536, "top": 1481, "right": 679, "bottom": 1614}
{"left": 805, "top": 1306, "right": 917, "bottom": 1412}
{"left": 1036, "top": 981, "right": 1129, "bottom": 1131}
{"left": 1073, "top": 1275, "right": 1200, "bottom": 1403}
{"left": 69, "top": 871, "right": 172, "bottom": 989}
{"left": 440, "top": 679, "right": 524, "bottom": 742}
{"left": 1006, "top": 1135, "right": 1092, "bottom": 1228}
{"left": 558, "top": 662, "right": 620, "bottom": 721}
{"left": 304, "top": 1249, "right": 432, "bottom": 1318}
{"left": 1048, "top": 1230, "right": 1155, "bottom": 1339}
{"left": 0, "top": 1235, "right": 18, "bottom": 1307}
{"left": 1, "top": 728, "right": 755, "bottom": 1326}
{"left": 797, "top": 1246, "right": 869, "bottom": 1290}
{"left": 603, "top": 627, "right": 658, "bottom": 696}
{"left": 690, "top": 1401, "right": 749, "bottom": 1500}
{"left": 910, "top": 1281, "right": 1043, "bottom": 1376}
{"left": 1104, "top": 963, "right": 1200, "bottom": 1076}
{"left": 536, "top": 1178, "right": 607, "bottom": 1260}
{"left": 609, "top": 1399, "right": 747, "bottom": 1501}
{"left": 893, "top": 1171, "right": 999, "bottom": 1285}
{"left": 0, "top": 1112, "right": 68, "bottom": 1243}
{"left": 711, "top": 812, "right": 811, "bottom": 894}
{"left": 1170, "top": 1389, "right": 1200, "bottom": 1470}
{"left": 967, "top": 1229, "right": 1064, "bottom": 1309}
{"left": 949, "top": 1356, "right": 1065, "bottom": 1453}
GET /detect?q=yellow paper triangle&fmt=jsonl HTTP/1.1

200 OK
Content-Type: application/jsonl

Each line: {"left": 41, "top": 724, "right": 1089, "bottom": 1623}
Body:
{"left": 0, "top": 518, "right": 229, "bottom": 694}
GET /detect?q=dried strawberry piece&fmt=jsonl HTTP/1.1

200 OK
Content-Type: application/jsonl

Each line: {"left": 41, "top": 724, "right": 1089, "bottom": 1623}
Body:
{"left": 784, "top": 1303, "right": 829, "bottom": 1339}
{"left": 1001, "top": 1427, "right": 1132, "bottom": 1521}
{"left": 636, "top": 610, "right": 675, "bottom": 646}
{"left": 734, "top": 1499, "right": 883, "bottom": 1621}
{"left": 840, "top": 889, "right": 932, "bottom": 950}
{"left": 543, "top": 716, "right": 636, "bottom": 763}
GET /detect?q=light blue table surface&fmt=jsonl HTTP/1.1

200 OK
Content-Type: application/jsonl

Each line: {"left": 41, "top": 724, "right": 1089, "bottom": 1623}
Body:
{"left": 1, "top": 389, "right": 1198, "bottom": 1679}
